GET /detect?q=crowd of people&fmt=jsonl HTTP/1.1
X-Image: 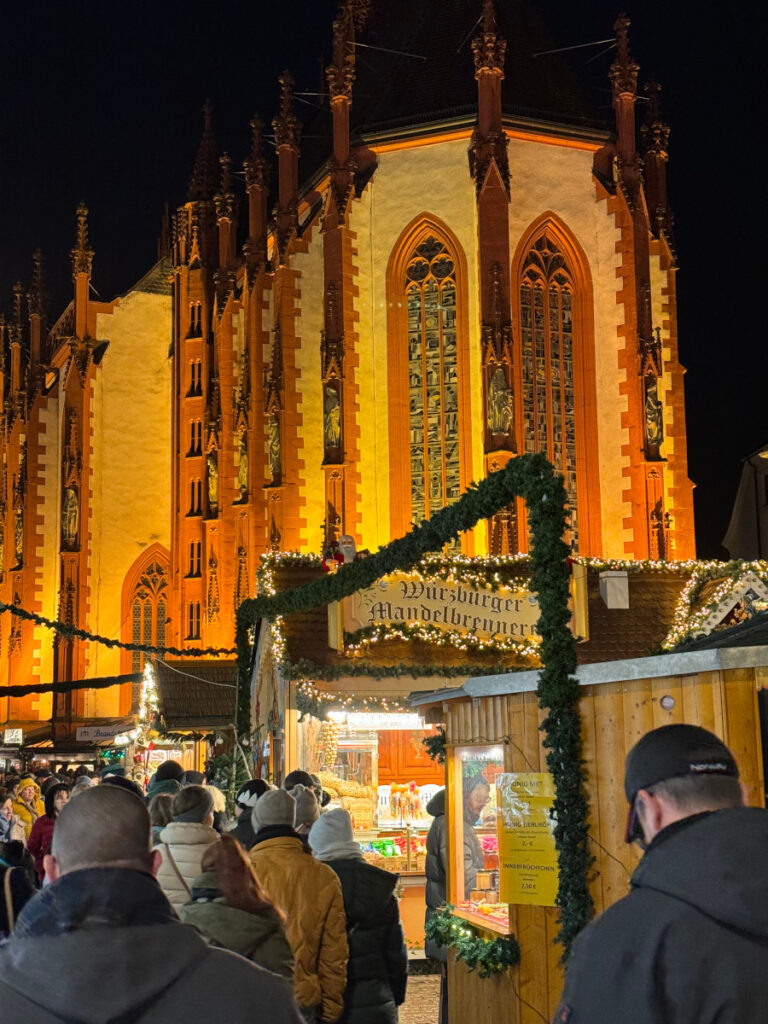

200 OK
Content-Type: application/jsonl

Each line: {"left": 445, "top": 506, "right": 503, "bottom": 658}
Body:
{"left": 0, "top": 761, "right": 408, "bottom": 1023}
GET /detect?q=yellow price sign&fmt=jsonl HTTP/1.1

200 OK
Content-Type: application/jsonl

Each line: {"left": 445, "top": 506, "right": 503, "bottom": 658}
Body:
{"left": 497, "top": 773, "right": 559, "bottom": 907}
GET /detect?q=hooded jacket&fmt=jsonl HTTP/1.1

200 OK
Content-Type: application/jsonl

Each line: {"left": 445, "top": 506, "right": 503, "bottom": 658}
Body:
{"left": 12, "top": 778, "right": 45, "bottom": 841}
{"left": 154, "top": 821, "right": 219, "bottom": 908}
{"left": 554, "top": 807, "right": 768, "bottom": 1024}
{"left": 424, "top": 789, "right": 448, "bottom": 962}
{"left": 178, "top": 869, "right": 294, "bottom": 980}
{"left": 0, "top": 866, "right": 302, "bottom": 1024}
{"left": 249, "top": 833, "right": 349, "bottom": 1019}
{"left": 324, "top": 857, "right": 407, "bottom": 1024}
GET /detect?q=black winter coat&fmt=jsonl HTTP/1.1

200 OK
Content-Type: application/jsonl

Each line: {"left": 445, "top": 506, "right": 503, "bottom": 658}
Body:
{"left": 554, "top": 807, "right": 768, "bottom": 1024}
{"left": 0, "top": 842, "right": 36, "bottom": 937}
{"left": 324, "top": 857, "right": 407, "bottom": 1024}
{"left": 424, "top": 789, "right": 447, "bottom": 962}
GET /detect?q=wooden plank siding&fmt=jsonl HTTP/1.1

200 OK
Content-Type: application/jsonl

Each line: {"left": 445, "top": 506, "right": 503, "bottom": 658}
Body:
{"left": 443, "top": 668, "right": 765, "bottom": 1022}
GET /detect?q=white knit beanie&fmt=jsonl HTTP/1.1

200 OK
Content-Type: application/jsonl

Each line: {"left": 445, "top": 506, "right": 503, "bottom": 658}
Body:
{"left": 292, "top": 783, "right": 320, "bottom": 830}
{"left": 251, "top": 787, "right": 296, "bottom": 830}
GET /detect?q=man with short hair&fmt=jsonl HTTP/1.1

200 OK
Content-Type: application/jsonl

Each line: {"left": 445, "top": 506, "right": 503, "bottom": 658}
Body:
{"left": 553, "top": 723, "right": 768, "bottom": 1023}
{"left": 0, "top": 785, "right": 302, "bottom": 1023}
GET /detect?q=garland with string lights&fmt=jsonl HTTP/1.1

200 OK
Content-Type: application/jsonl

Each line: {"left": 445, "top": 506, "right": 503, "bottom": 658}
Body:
{"left": 0, "top": 598, "right": 236, "bottom": 658}
{"left": 424, "top": 905, "right": 521, "bottom": 977}
{"left": 235, "top": 453, "right": 593, "bottom": 956}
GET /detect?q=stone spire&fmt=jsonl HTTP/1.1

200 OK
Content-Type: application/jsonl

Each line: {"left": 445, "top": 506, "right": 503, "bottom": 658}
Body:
{"left": 469, "top": 0, "right": 509, "bottom": 193}
{"left": 187, "top": 99, "right": 219, "bottom": 203}
{"left": 71, "top": 202, "right": 94, "bottom": 280}
{"left": 641, "top": 79, "right": 672, "bottom": 237}
{"left": 272, "top": 72, "right": 301, "bottom": 262}
{"left": 609, "top": 14, "right": 641, "bottom": 190}
{"left": 244, "top": 115, "right": 270, "bottom": 272}
{"left": 28, "top": 249, "right": 47, "bottom": 367}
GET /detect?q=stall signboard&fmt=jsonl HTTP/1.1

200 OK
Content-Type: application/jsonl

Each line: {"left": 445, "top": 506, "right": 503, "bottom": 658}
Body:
{"left": 342, "top": 572, "right": 540, "bottom": 640}
{"left": 76, "top": 723, "right": 127, "bottom": 743}
{"left": 3, "top": 728, "right": 23, "bottom": 745}
{"left": 497, "top": 772, "right": 559, "bottom": 907}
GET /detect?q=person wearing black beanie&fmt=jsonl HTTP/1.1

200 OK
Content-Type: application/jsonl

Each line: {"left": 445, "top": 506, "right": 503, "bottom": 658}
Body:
{"left": 146, "top": 760, "right": 185, "bottom": 801}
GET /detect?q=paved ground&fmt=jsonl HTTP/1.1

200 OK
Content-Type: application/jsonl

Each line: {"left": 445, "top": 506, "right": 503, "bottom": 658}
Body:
{"left": 400, "top": 975, "right": 440, "bottom": 1024}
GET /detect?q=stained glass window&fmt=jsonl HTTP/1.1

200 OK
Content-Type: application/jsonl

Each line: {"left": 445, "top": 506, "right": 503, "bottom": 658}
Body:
{"left": 128, "top": 561, "right": 169, "bottom": 673}
{"left": 406, "top": 237, "right": 460, "bottom": 523}
{"left": 520, "top": 234, "right": 578, "bottom": 548}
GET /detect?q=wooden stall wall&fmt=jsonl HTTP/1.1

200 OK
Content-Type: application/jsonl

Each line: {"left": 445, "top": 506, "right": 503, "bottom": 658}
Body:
{"left": 443, "top": 668, "right": 765, "bottom": 1024}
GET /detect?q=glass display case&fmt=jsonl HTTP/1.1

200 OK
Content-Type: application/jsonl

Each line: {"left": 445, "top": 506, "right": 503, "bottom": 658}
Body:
{"left": 448, "top": 743, "right": 512, "bottom": 934}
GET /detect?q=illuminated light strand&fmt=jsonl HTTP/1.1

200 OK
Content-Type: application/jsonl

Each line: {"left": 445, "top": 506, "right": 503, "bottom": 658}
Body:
{"left": 661, "top": 559, "right": 768, "bottom": 649}
{"left": 344, "top": 621, "right": 540, "bottom": 659}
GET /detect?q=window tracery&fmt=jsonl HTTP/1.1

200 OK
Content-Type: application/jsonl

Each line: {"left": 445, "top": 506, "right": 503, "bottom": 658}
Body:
{"left": 519, "top": 232, "right": 579, "bottom": 548}
{"left": 405, "top": 236, "right": 460, "bottom": 523}
{"left": 129, "top": 560, "right": 168, "bottom": 673}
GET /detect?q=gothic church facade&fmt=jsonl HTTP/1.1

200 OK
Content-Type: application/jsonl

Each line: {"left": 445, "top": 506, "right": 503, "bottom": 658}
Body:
{"left": 0, "top": 1, "right": 694, "bottom": 738}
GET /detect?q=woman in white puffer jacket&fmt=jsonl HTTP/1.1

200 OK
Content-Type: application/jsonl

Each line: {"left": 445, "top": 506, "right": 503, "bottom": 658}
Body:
{"left": 155, "top": 786, "right": 219, "bottom": 908}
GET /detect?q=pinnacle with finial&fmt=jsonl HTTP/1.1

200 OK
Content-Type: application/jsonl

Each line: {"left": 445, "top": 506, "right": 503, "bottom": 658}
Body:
{"left": 610, "top": 14, "right": 639, "bottom": 98}
{"left": 273, "top": 72, "right": 301, "bottom": 148}
{"left": 472, "top": 0, "right": 506, "bottom": 77}
{"left": 29, "top": 249, "right": 46, "bottom": 317}
{"left": 641, "top": 79, "right": 670, "bottom": 156}
{"left": 214, "top": 153, "right": 236, "bottom": 220}
{"left": 188, "top": 99, "right": 219, "bottom": 203}
{"left": 245, "top": 115, "right": 269, "bottom": 188}
{"left": 71, "top": 203, "right": 94, "bottom": 278}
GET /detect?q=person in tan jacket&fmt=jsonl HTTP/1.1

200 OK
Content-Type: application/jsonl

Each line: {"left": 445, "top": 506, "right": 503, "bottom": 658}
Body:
{"left": 155, "top": 786, "right": 219, "bottom": 908}
{"left": 249, "top": 788, "right": 348, "bottom": 1024}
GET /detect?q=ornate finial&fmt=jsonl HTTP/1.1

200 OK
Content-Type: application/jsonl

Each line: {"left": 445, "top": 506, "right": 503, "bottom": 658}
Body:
{"left": 214, "top": 152, "right": 236, "bottom": 220}
{"left": 272, "top": 72, "right": 301, "bottom": 148}
{"left": 71, "top": 202, "right": 94, "bottom": 278}
{"left": 29, "top": 249, "right": 46, "bottom": 317}
{"left": 244, "top": 116, "right": 269, "bottom": 189}
{"left": 11, "top": 282, "right": 24, "bottom": 343}
{"left": 188, "top": 99, "right": 219, "bottom": 202}
{"left": 327, "top": 2, "right": 359, "bottom": 101}
{"left": 472, "top": 0, "right": 506, "bottom": 76}
{"left": 610, "top": 14, "right": 639, "bottom": 99}
{"left": 0, "top": 314, "right": 6, "bottom": 354}
{"left": 641, "top": 79, "right": 670, "bottom": 155}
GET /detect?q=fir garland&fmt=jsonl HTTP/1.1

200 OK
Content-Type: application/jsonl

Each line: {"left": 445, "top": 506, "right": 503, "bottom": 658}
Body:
{"left": 422, "top": 726, "right": 446, "bottom": 764}
{"left": 234, "top": 453, "right": 593, "bottom": 955}
{"left": 424, "top": 906, "right": 521, "bottom": 977}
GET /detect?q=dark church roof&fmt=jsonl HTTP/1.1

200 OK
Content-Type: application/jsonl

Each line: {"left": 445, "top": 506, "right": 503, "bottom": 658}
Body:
{"left": 350, "top": 0, "right": 605, "bottom": 137}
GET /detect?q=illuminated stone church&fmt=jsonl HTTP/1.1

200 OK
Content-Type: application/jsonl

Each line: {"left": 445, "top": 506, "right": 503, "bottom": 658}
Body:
{"left": 0, "top": 1, "right": 695, "bottom": 738}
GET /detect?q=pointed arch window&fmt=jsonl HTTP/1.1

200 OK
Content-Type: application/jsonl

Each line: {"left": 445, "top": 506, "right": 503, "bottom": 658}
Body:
{"left": 128, "top": 561, "right": 168, "bottom": 673}
{"left": 519, "top": 233, "right": 579, "bottom": 547}
{"left": 405, "top": 236, "right": 460, "bottom": 523}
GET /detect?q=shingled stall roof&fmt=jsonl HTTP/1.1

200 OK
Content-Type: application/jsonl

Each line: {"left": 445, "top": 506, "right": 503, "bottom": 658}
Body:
{"left": 270, "top": 561, "right": 692, "bottom": 680}
{"left": 154, "top": 660, "right": 236, "bottom": 732}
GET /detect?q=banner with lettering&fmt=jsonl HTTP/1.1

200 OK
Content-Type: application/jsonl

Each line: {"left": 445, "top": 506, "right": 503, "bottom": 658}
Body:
{"left": 497, "top": 772, "right": 559, "bottom": 907}
{"left": 343, "top": 572, "right": 540, "bottom": 641}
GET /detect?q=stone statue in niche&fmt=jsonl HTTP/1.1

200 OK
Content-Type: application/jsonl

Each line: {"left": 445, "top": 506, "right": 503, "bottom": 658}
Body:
{"left": 237, "top": 435, "right": 249, "bottom": 497}
{"left": 207, "top": 452, "right": 218, "bottom": 512}
{"left": 268, "top": 416, "right": 281, "bottom": 483}
{"left": 645, "top": 377, "right": 664, "bottom": 448}
{"left": 324, "top": 385, "right": 341, "bottom": 450}
{"left": 14, "top": 507, "right": 23, "bottom": 565}
{"left": 488, "top": 366, "right": 513, "bottom": 436}
{"left": 62, "top": 487, "right": 79, "bottom": 546}
{"left": 0, "top": 527, "right": 4, "bottom": 577}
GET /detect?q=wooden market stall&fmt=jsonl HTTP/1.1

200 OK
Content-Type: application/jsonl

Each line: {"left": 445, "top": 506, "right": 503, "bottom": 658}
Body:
{"left": 410, "top": 639, "right": 768, "bottom": 1023}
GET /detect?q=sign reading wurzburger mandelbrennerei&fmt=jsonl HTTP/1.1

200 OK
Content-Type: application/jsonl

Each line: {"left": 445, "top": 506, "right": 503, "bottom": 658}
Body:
{"left": 342, "top": 572, "right": 541, "bottom": 641}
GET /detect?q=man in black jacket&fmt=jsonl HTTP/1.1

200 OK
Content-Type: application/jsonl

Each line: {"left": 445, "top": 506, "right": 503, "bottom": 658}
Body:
{"left": 554, "top": 723, "right": 768, "bottom": 1024}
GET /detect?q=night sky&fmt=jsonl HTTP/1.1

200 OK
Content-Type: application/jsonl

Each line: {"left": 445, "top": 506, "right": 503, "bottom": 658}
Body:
{"left": 0, "top": 1, "right": 759, "bottom": 558}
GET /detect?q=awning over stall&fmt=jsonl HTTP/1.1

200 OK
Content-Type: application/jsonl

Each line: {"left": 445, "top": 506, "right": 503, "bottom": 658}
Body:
{"left": 153, "top": 660, "right": 236, "bottom": 732}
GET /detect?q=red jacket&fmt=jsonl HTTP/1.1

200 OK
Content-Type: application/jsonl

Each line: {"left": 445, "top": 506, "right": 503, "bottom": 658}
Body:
{"left": 26, "top": 814, "right": 55, "bottom": 880}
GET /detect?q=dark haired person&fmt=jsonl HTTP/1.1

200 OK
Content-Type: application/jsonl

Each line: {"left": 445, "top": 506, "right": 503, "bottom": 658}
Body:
{"left": 0, "top": 786, "right": 302, "bottom": 1021}
{"left": 27, "top": 783, "right": 70, "bottom": 882}
{"left": 553, "top": 723, "right": 768, "bottom": 1024}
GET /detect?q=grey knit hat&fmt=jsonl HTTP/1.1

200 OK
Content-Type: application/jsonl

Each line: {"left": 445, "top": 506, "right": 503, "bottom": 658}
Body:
{"left": 251, "top": 787, "right": 296, "bottom": 830}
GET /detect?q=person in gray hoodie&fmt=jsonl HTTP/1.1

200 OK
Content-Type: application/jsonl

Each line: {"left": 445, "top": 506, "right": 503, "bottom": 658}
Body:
{"left": 0, "top": 784, "right": 302, "bottom": 1024}
{"left": 554, "top": 724, "right": 768, "bottom": 1024}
